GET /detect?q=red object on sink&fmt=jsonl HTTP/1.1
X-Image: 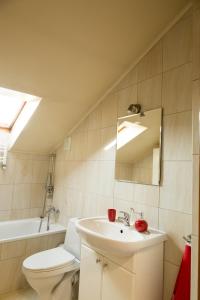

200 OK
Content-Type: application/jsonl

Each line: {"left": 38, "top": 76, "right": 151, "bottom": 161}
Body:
{"left": 135, "top": 219, "right": 148, "bottom": 232}
{"left": 108, "top": 208, "right": 116, "bottom": 222}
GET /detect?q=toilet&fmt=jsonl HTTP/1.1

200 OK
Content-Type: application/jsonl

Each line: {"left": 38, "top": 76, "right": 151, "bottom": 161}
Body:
{"left": 22, "top": 218, "right": 81, "bottom": 300}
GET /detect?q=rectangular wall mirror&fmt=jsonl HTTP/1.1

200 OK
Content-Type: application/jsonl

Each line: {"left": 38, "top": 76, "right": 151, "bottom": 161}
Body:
{"left": 115, "top": 108, "right": 162, "bottom": 186}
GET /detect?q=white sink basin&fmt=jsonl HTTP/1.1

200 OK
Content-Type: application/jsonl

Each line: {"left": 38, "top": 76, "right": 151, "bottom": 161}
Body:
{"left": 76, "top": 217, "right": 167, "bottom": 257}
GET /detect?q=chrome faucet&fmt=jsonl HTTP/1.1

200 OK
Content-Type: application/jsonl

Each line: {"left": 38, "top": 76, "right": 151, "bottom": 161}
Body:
{"left": 117, "top": 208, "right": 144, "bottom": 227}
{"left": 46, "top": 206, "right": 60, "bottom": 231}
{"left": 117, "top": 211, "right": 131, "bottom": 226}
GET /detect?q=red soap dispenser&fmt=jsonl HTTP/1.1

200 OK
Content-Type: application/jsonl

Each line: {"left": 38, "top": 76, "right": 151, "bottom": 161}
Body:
{"left": 132, "top": 210, "right": 148, "bottom": 233}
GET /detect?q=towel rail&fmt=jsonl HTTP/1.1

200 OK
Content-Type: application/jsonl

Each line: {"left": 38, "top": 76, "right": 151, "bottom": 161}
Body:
{"left": 183, "top": 234, "right": 191, "bottom": 244}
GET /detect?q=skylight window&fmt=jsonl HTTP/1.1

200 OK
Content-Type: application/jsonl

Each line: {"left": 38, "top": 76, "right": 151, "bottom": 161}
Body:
{"left": 0, "top": 97, "right": 24, "bottom": 129}
{"left": 0, "top": 87, "right": 28, "bottom": 129}
{"left": 0, "top": 87, "right": 41, "bottom": 150}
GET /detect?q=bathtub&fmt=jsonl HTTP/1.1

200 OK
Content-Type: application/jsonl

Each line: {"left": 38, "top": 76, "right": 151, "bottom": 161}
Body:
{"left": 0, "top": 218, "right": 66, "bottom": 295}
{"left": 0, "top": 217, "right": 65, "bottom": 243}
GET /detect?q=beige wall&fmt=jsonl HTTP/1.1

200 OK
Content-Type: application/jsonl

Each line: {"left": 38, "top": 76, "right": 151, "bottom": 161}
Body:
{"left": 54, "top": 10, "right": 193, "bottom": 300}
{"left": 0, "top": 151, "right": 49, "bottom": 220}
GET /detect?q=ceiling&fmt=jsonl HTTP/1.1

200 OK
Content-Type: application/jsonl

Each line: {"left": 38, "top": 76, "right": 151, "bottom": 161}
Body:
{"left": 0, "top": 0, "right": 190, "bottom": 154}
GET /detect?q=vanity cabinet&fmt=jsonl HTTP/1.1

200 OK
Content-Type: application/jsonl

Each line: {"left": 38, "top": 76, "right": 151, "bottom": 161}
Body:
{"left": 79, "top": 245, "right": 135, "bottom": 300}
{"left": 101, "top": 258, "right": 135, "bottom": 300}
{"left": 78, "top": 245, "right": 102, "bottom": 300}
{"left": 79, "top": 243, "right": 164, "bottom": 300}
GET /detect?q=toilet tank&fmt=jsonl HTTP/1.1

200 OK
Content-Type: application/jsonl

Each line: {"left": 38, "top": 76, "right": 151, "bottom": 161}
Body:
{"left": 64, "top": 218, "right": 81, "bottom": 260}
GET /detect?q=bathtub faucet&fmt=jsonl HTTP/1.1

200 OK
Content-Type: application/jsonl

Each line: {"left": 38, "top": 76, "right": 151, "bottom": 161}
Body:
{"left": 46, "top": 206, "right": 60, "bottom": 231}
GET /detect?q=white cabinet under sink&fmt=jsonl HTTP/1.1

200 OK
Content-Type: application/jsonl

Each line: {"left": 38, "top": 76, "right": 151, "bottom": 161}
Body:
{"left": 76, "top": 217, "right": 166, "bottom": 300}
{"left": 101, "top": 257, "right": 135, "bottom": 300}
{"left": 79, "top": 245, "right": 135, "bottom": 300}
{"left": 78, "top": 245, "right": 102, "bottom": 300}
{"left": 78, "top": 243, "right": 164, "bottom": 300}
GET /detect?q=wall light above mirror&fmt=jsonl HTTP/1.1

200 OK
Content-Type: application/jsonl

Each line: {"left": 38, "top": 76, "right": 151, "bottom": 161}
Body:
{"left": 115, "top": 107, "right": 162, "bottom": 186}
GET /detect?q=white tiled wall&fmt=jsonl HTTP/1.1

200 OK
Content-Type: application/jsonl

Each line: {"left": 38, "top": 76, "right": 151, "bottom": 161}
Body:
{"left": 53, "top": 11, "right": 194, "bottom": 300}
{"left": 0, "top": 152, "right": 49, "bottom": 220}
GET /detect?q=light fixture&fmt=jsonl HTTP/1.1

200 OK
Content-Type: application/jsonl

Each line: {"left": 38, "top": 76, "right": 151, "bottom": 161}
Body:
{"left": 127, "top": 104, "right": 141, "bottom": 115}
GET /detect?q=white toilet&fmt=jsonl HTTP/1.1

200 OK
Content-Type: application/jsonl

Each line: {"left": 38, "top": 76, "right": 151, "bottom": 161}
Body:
{"left": 22, "top": 218, "right": 81, "bottom": 300}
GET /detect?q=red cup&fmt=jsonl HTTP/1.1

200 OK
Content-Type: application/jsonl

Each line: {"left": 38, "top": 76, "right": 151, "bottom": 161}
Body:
{"left": 108, "top": 208, "right": 116, "bottom": 222}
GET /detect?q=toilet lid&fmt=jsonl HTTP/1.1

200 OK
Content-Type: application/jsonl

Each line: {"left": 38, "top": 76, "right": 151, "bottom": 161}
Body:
{"left": 23, "top": 247, "right": 75, "bottom": 271}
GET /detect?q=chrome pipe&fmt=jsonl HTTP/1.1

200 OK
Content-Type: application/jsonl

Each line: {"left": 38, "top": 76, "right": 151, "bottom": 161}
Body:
{"left": 38, "top": 154, "right": 56, "bottom": 232}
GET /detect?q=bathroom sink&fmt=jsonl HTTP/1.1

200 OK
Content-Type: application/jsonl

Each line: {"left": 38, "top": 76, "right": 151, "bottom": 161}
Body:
{"left": 76, "top": 217, "right": 167, "bottom": 257}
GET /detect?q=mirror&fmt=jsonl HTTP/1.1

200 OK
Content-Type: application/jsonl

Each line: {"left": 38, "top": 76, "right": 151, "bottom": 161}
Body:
{"left": 115, "top": 108, "right": 162, "bottom": 185}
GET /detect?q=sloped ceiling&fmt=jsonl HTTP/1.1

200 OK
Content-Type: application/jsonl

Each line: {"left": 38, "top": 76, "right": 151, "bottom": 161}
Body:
{"left": 0, "top": 0, "right": 190, "bottom": 154}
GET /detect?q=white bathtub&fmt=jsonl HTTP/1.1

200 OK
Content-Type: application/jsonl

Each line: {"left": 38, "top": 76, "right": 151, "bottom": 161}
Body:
{"left": 0, "top": 217, "right": 66, "bottom": 243}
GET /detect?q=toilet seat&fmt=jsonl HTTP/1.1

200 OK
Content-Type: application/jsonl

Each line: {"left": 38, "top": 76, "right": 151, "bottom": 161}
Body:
{"left": 23, "top": 247, "right": 76, "bottom": 273}
{"left": 22, "top": 218, "right": 81, "bottom": 299}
